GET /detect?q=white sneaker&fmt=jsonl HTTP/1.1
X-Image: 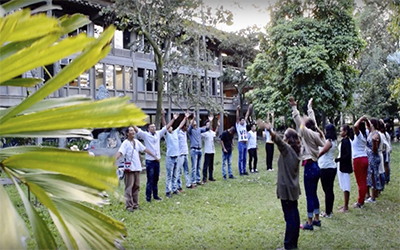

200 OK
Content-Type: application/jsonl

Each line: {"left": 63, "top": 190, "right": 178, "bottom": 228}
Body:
{"left": 250, "top": 169, "right": 254, "bottom": 173}
{"left": 365, "top": 197, "right": 376, "bottom": 203}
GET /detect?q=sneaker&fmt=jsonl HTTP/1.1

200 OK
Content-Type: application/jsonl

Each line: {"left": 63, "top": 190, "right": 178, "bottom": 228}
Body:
{"left": 228, "top": 175, "right": 236, "bottom": 179}
{"left": 196, "top": 182, "right": 203, "bottom": 185}
{"left": 146, "top": 198, "right": 151, "bottom": 203}
{"left": 186, "top": 185, "right": 195, "bottom": 189}
{"left": 166, "top": 193, "right": 172, "bottom": 198}
{"left": 267, "top": 169, "right": 273, "bottom": 172}
{"left": 301, "top": 222, "right": 313, "bottom": 230}
{"left": 365, "top": 197, "right": 376, "bottom": 203}
{"left": 178, "top": 188, "right": 183, "bottom": 193}
{"left": 223, "top": 176, "right": 227, "bottom": 180}
{"left": 243, "top": 172, "right": 249, "bottom": 175}
{"left": 321, "top": 212, "right": 332, "bottom": 218}
{"left": 172, "top": 190, "right": 179, "bottom": 195}
{"left": 209, "top": 178, "right": 216, "bottom": 181}
{"left": 254, "top": 169, "right": 258, "bottom": 173}
{"left": 126, "top": 208, "right": 135, "bottom": 212}
{"left": 312, "top": 220, "right": 321, "bottom": 227}
{"left": 250, "top": 169, "right": 254, "bottom": 173}
{"left": 154, "top": 196, "right": 163, "bottom": 201}
{"left": 352, "top": 202, "right": 363, "bottom": 209}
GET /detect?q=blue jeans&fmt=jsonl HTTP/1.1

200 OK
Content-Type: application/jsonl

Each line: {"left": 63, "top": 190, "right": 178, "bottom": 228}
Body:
{"left": 146, "top": 160, "right": 160, "bottom": 201}
{"left": 222, "top": 151, "right": 233, "bottom": 178}
{"left": 238, "top": 142, "right": 247, "bottom": 174}
{"left": 281, "top": 200, "right": 300, "bottom": 250}
{"left": 304, "top": 161, "right": 321, "bottom": 218}
{"left": 165, "top": 156, "right": 179, "bottom": 193}
{"left": 177, "top": 154, "right": 191, "bottom": 188}
{"left": 190, "top": 148, "right": 202, "bottom": 183}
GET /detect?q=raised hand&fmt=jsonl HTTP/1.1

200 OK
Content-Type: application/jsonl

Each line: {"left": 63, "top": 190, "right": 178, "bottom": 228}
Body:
{"left": 161, "top": 109, "right": 166, "bottom": 116}
{"left": 173, "top": 113, "right": 179, "bottom": 120}
{"left": 288, "top": 96, "right": 297, "bottom": 107}
{"left": 208, "top": 114, "right": 214, "bottom": 122}
{"left": 307, "top": 98, "right": 313, "bottom": 109}
{"left": 185, "top": 110, "right": 191, "bottom": 118}
{"left": 237, "top": 105, "right": 240, "bottom": 110}
{"left": 271, "top": 111, "right": 274, "bottom": 118}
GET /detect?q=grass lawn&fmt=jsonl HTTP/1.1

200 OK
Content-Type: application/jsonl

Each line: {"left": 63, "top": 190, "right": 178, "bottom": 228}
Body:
{"left": 3, "top": 140, "right": 400, "bottom": 249}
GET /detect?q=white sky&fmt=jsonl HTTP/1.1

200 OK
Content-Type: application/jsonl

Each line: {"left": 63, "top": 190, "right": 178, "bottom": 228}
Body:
{"left": 203, "top": 0, "right": 273, "bottom": 32}
{"left": 203, "top": 0, "right": 365, "bottom": 33}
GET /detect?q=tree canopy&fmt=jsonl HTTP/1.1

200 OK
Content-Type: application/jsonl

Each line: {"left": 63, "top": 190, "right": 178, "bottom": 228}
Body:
{"left": 247, "top": 0, "right": 365, "bottom": 123}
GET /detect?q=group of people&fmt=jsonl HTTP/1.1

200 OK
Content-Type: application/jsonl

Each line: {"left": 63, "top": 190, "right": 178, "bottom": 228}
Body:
{"left": 115, "top": 97, "right": 393, "bottom": 250}
{"left": 258, "top": 97, "right": 393, "bottom": 250}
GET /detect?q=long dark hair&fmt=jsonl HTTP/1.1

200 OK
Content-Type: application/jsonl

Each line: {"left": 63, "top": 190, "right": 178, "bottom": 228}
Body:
{"left": 370, "top": 118, "right": 379, "bottom": 131}
{"left": 359, "top": 121, "right": 367, "bottom": 138}
{"left": 325, "top": 124, "right": 337, "bottom": 141}
{"left": 305, "top": 118, "right": 317, "bottom": 132}
{"left": 342, "top": 124, "right": 354, "bottom": 140}
{"left": 284, "top": 128, "right": 301, "bottom": 156}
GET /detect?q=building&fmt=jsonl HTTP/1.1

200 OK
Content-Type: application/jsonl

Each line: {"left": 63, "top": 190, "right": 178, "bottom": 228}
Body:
{"left": 0, "top": 0, "right": 247, "bottom": 137}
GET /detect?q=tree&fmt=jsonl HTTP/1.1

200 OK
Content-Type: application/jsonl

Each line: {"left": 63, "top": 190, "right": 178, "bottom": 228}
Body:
{"left": 103, "top": 0, "right": 233, "bottom": 126}
{"left": 0, "top": 1, "right": 147, "bottom": 249}
{"left": 218, "top": 27, "right": 261, "bottom": 115}
{"left": 351, "top": 0, "right": 399, "bottom": 118}
{"left": 247, "top": 0, "right": 364, "bottom": 124}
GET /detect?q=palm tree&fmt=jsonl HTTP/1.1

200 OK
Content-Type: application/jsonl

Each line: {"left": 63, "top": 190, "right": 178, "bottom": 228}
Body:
{"left": 0, "top": 0, "right": 146, "bottom": 249}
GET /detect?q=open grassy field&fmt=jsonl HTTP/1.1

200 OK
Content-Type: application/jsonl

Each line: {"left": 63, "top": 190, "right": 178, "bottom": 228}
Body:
{"left": 3, "top": 140, "right": 400, "bottom": 249}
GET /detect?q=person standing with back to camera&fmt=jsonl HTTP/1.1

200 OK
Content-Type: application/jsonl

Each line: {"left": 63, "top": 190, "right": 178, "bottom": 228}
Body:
{"left": 265, "top": 111, "right": 275, "bottom": 171}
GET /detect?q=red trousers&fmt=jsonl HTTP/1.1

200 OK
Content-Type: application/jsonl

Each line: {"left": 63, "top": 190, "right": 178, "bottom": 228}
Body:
{"left": 353, "top": 157, "right": 369, "bottom": 205}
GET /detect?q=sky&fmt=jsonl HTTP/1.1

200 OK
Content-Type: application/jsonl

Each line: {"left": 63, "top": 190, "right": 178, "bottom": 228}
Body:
{"left": 203, "top": 0, "right": 273, "bottom": 32}
{"left": 203, "top": 0, "right": 365, "bottom": 33}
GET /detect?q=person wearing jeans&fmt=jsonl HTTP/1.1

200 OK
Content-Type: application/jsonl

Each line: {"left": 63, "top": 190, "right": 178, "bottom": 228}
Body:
{"left": 163, "top": 112, "right": 188, "bottom": 197}
{"left": 290, "top": 97, "right": 325, "bottom": 230}
{"left": 134, "top": 109, "right": 174, "bottom": 202}
{"left": 236, "top": 104, "right": 252, "bottom": 175}
{"left": 188, "top": 112, "right": 211, "bottom": 185}
{"left": 318, "top": 124, "right": 337, "bottom": 218}
{"left": 177, "top": 123, "right": 192, "bottom": 189}
{"left": 258, "top": 120, "right": 301, "bottom": 250}
{"left": 220, "top": 126, "right": 235, "bottom": 180}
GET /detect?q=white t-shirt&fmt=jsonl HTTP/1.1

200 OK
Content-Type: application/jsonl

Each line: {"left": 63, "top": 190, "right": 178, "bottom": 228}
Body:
{"left": 136, "top": 127, "right": 167, "bottom": 160}
{"left": 236, "top": 122, "right": 248, "bottom": 142}
{"left": 247, "top": 130, "right": 257, "bottom": 149}
{"left": 202, "top": 130, "right": 216, "bottom": 154}
{"left": 264, "top": 128, "right": 273, "bottom": 143}
{"left": 352, "top": 132, "right": 368, "bottom": 159}
{"left": 118, "top": 139, "right": 146, "bottom": 172}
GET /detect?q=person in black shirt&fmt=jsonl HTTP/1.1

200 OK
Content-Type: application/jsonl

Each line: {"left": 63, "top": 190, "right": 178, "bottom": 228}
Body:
{"left": 220, "top": 126, "right": 236, "bottom": 180}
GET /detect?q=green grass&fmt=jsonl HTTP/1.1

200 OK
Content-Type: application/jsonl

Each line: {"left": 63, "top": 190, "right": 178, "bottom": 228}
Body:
{"left": 3, "top": 141, "right": 400, "bottom": 249}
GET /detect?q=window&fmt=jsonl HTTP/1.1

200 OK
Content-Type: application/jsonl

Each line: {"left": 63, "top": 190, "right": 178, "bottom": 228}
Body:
{"left": 125, "top": 67, "right": 134, "bottom": 90}
{"left": 95, "top": 63, "right": 104, "bottom": 88}
{"left": 123, "top": 30, "right": 131, "bottom": 50}
{"left": 146, "top": 69, "right": 153, "bottom": 91}
{"left": 105, "top": 64, "right": 114, "bottom": 89}
{"left": 79, "top": 70, "right": 89, "bottom": 88}
{"left": 114, "top": 30, "right": 123, "bottom": 49}
{"left": 138, "top": 68, "right": 145, "bottom": 91}
{"left": 212, "top": 78, "right": 217, "bottom": 95}
{"left": 115, "top": 65, "right": 123, "bottom": 90}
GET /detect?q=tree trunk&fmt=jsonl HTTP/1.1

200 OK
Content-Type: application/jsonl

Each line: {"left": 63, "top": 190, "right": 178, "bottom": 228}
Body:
{"left": 155, "top": 55, "right": 164, "bottom": 129}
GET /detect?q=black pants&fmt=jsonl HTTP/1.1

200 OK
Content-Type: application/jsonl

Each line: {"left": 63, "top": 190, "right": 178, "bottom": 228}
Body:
{"left": 248, "top": 148, "right": 258, "bottom": 171}
{"left": 320, "top": 168, "right": 337, "bottom": 215}
{"left": 281, "top": 200, "right": 300, "bottom": 250}
{"left": 203, "top": 153, "right": 214, "bottom": 181}
{"left": 265, "top": 143, "right": 274, "bottom": 170}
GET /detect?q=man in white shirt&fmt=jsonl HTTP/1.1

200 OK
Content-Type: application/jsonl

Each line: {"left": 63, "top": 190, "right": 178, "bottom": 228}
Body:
{"left": 134, "top": 110, "right": 175, "bottom": 203}
{"left": 236, "top": 104, "right": 252, "bottom": 176}
{"left": 201, "top": 116, "right": 219, "bottom": 183}
{"left": 164, "top": 111, "right": 190, "bottom": 197}
{"left": 247, "top": 123, "right": 258, "bottom": 173}
{"left": 116, "top": 126, "right": 157, "bottom": 212}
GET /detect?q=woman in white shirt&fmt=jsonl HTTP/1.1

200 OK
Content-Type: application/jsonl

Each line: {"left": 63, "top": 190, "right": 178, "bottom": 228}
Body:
{"left": 318, "top": 124, "right": 337, "bottom": 218}
{"left": 248, "top": 123, "right": 258, "bottom": 173}
{"left": 352, "top": 116, "right": 369, "bottom": 208}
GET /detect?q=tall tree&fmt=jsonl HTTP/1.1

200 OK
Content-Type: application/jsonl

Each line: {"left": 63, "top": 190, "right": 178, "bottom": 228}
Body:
{"left": 104, "top": 0, "right": 232, "bottom": 126}
{"left": 351, "top": 0, "right": 399, "bottom": 118}
{"left": 247, "top": 0, "right": 364, "bottom": 124}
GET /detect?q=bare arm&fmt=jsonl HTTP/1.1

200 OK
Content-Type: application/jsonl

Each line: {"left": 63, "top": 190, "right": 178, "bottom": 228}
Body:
{"left": 165, "top": 113, "right": 178, "bottom": 130}
{"left": 115, "top": 151, "right": 122, "bottom": 161}
{"left": 289, "top": 97, "right": 301, "bottom": 128}
{"left": 215, "top": 120, "right": 220, "bottom": 135}
{"left": 161, "top": 109, "right": 166, "bottom": 127}
{"left": 144, "top": 148, "right": 159, "bottom": 162}
{"left": 271, "top": 112, "right": 275, "bottom": 128}
{"left": 245, "top": 104, "right": 252, "bottom": 121}
{"left": 236, "top": 105, "right": 240, "bottom": 123}
{"left": 318, "top": 139, "right": 332, "bottom": 158}
{"left": 178, "top": 111, "right": 190, "bottom": 130}
{"left": 354, "top": 115, "right": 367, "bottom": 136}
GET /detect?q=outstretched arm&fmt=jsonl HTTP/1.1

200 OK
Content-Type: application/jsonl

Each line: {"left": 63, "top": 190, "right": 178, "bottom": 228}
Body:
{"left": 236, "top": 105, "right": 240, "bottom": 123}
{"left": 271, "top": 112, "right": 275, "bottom": 128}
{"left": 161, "top": 109, "right": 166, "bottom": 127}
{"left": 166, "top": 112, "right": 178, "bottom": 130}
{"left": 178, "top": 111, "right": 190, "bottom": 130}
{"left": 289, "top": 97, "right": 301, "bottom": 128}
{"left": 245, "top": 104, "right": 252, "bottom": 121}
{"left": 215, "top": 119, "right": 220, "bottom": 135}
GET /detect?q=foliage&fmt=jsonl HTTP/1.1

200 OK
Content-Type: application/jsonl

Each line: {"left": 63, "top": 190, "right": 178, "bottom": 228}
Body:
{"left": 351, "top": 0, "right": 399, "bottom": 118}
{"left": 247, "top": 0, "right": 364, "bottom": 124}
{"left": 0, "top": 1, "right": 148, "bottom": 249}
{"left": 103, "top": 0, "right": 233, "bottom": 125}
